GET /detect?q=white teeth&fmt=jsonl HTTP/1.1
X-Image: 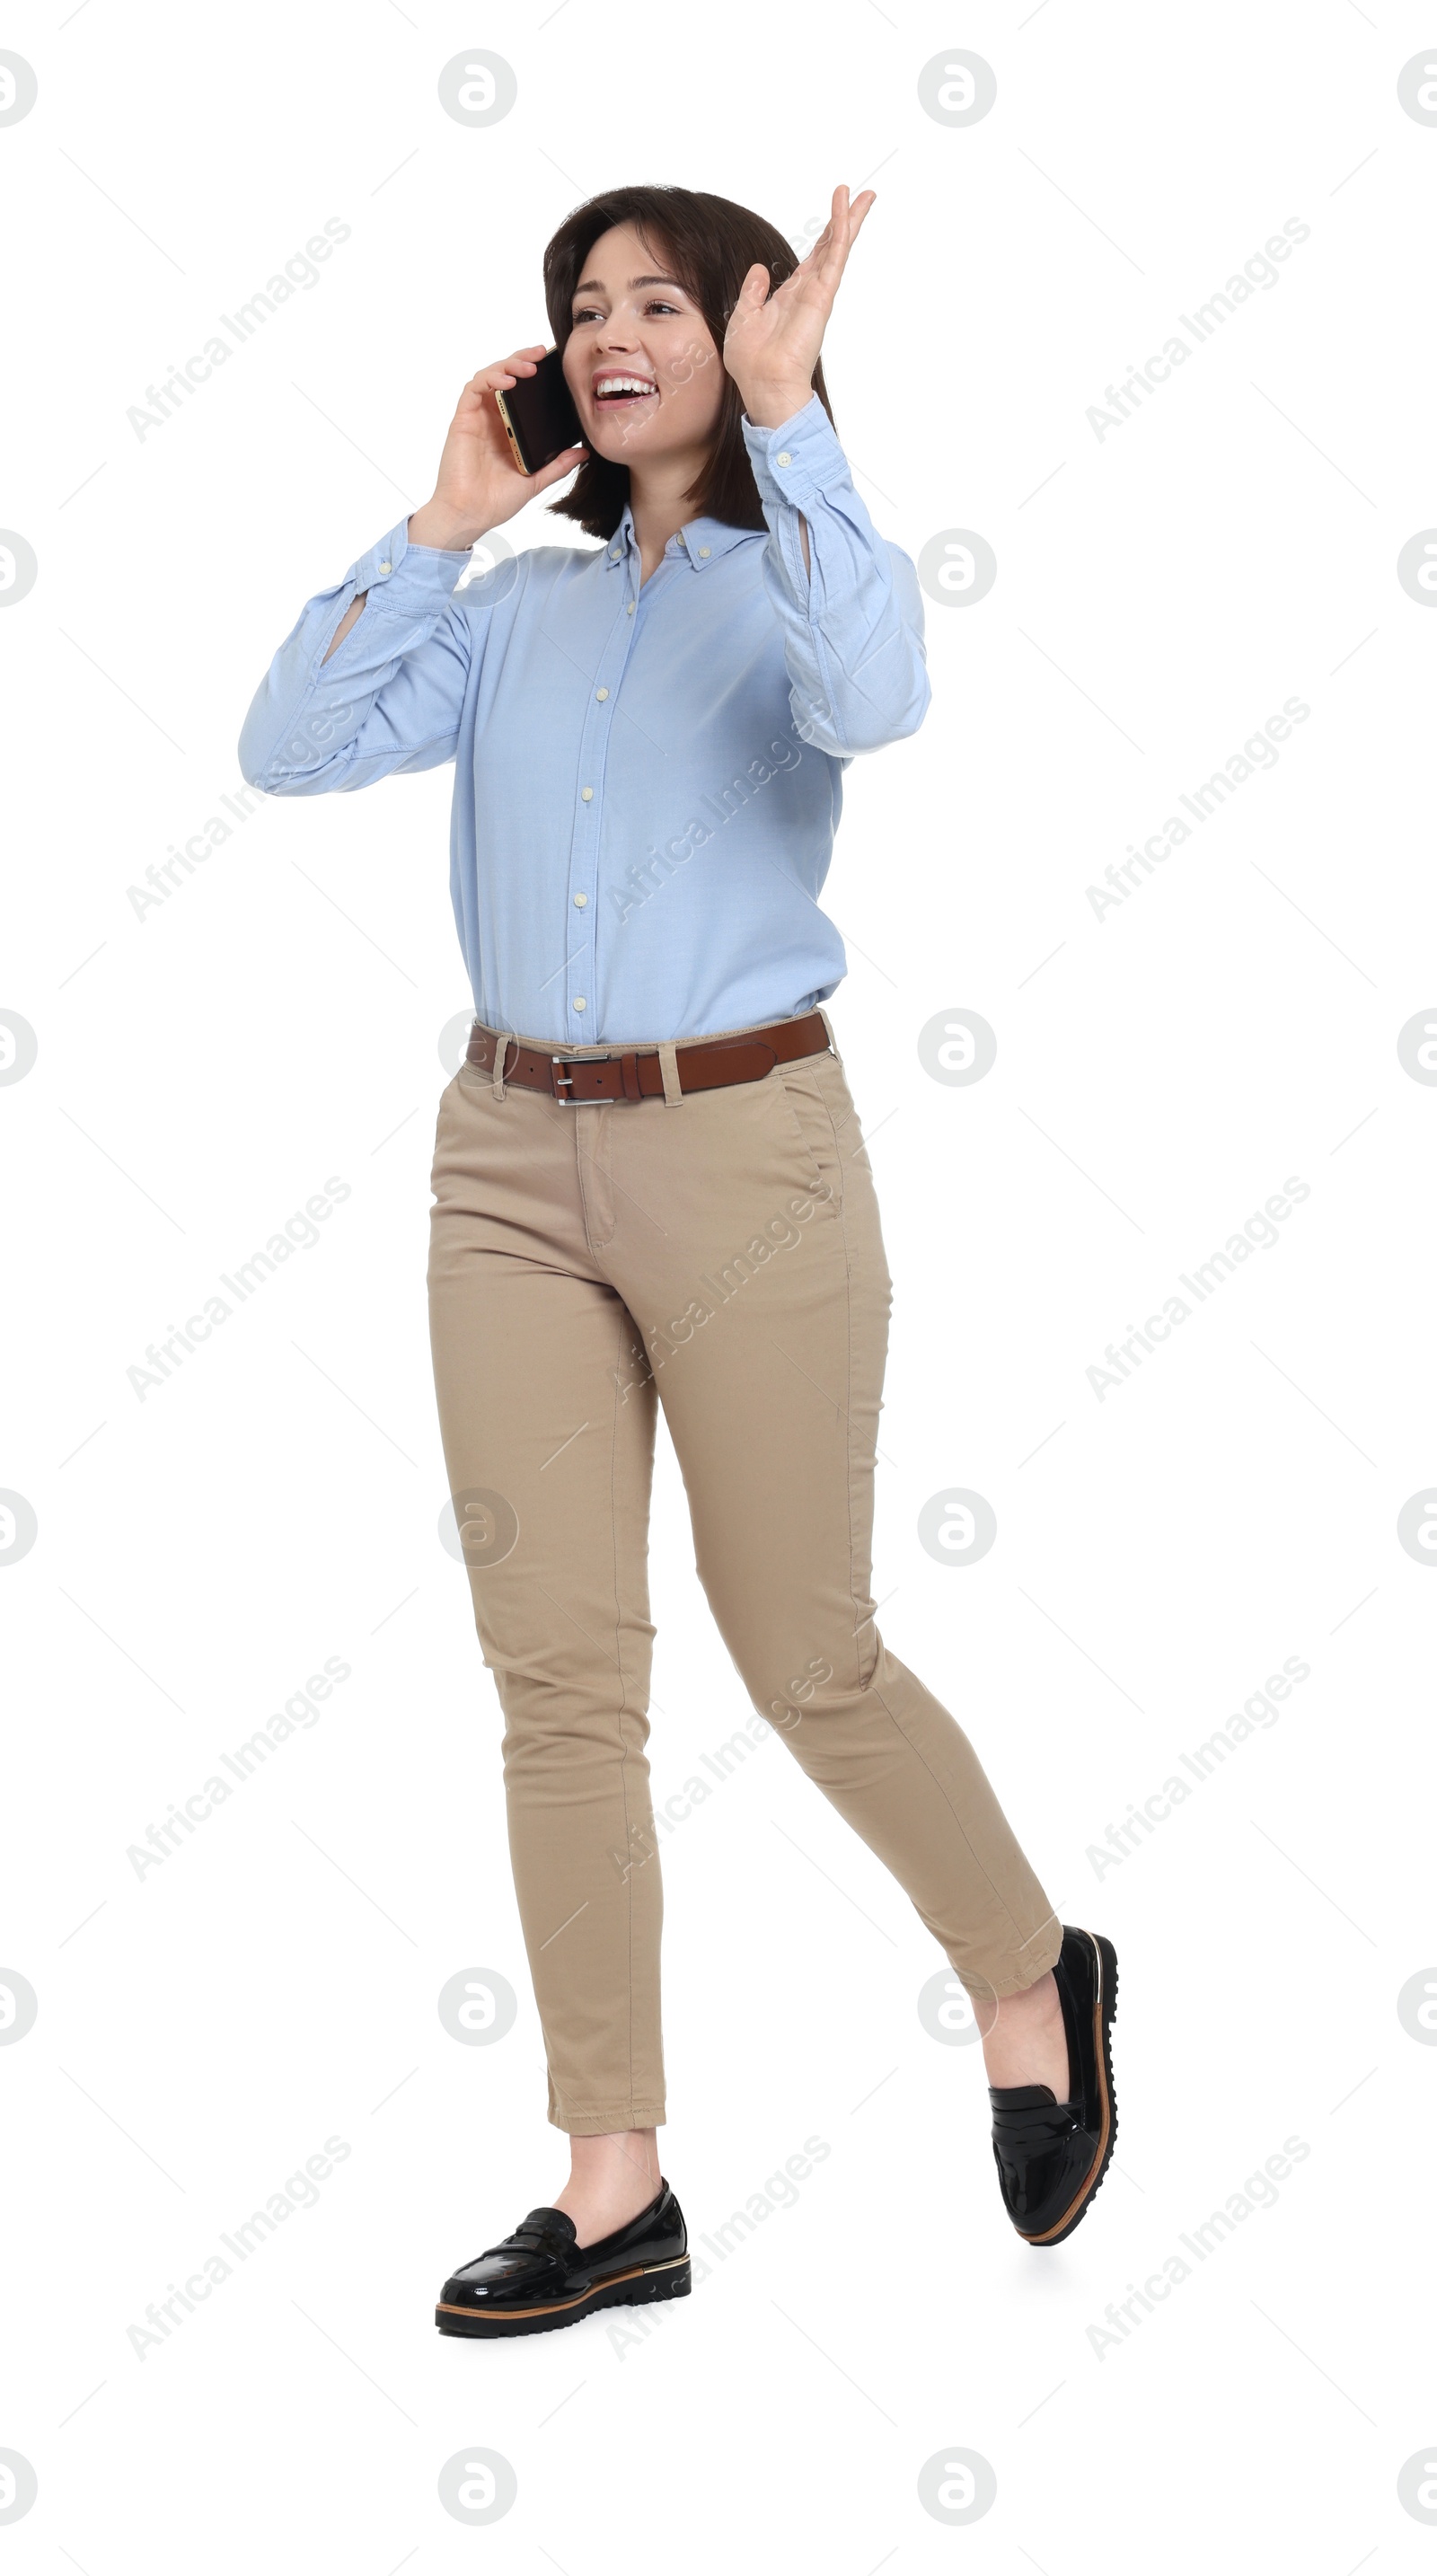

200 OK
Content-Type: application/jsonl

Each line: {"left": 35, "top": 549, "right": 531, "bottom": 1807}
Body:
{"left": 595, "top": 376, "right": 655, "bottom": 398}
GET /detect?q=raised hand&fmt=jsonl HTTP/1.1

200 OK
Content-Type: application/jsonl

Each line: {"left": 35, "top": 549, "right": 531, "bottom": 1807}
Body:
{"left": 409, "top": 349, "right": 586, "bottom": 552}
{"left": 722, "top": 185, "right": 877, "bottom": 428}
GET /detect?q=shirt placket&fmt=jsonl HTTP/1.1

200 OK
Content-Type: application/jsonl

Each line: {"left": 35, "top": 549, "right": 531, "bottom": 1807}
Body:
{"left": 561, "top": 534, "right": 682, "bottom": 1041}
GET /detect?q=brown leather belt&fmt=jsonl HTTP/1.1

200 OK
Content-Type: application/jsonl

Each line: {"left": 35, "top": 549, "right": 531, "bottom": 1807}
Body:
{"left": 466, "top": 1010, "right": 831, "bottom": 1105}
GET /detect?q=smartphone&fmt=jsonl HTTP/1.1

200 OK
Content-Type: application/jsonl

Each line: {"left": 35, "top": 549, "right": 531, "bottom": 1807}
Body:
{"left": 493, "top": 348, "right": 585, "bottom": 476}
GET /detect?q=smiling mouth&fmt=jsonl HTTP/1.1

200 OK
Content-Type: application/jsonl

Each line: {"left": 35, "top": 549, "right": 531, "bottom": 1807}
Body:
{"left": 593, "top": 375, "right": 657, "bottom": 407}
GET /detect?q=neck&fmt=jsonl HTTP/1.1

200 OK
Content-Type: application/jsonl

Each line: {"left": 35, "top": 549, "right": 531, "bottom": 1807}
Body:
{"left": 627, "top": 447, "right": 709, "bottom": 579}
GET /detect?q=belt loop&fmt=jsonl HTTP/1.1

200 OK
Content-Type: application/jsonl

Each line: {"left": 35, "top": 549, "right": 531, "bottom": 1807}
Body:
{"left": 492, "top": 1030, "right": 516, "bottom": 1102}
{"left": 816, "top": 1004, "right": 839, "bottom": 1057}
{"left": 657, "top": 1039, "right": 684, "bottom": 1106}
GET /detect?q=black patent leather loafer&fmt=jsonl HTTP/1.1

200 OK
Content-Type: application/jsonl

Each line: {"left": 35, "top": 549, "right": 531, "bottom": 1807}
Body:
{"left": 989, "top": 1926, "right": 1118, "bottom": 2246}
{"left": 436, "top": 2182, "right": 691, "bottom": 2337}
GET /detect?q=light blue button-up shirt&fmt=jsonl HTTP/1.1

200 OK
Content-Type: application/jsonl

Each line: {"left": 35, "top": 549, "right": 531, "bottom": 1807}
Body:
{"left": 239, "top": 395, "right": 930, "bottom": 1045}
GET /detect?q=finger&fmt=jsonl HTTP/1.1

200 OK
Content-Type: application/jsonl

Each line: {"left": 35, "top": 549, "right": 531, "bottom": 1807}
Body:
{"left": 785, "top": 222, "right": 834, "bottom": 290}
{"left": 802, "top": 185, "right": 854, "bottom": 282}
{"left": 531, "top": 442, "right": 588, "bottom": 491}
{"left": 731, "top": 259, "right": 772, "bottom": 314}
{"left": 825, "top": 181, "right": 877, "bottom": 241}
{"left": 454, "top": 379, "right": 506, "bottom": 424}
{"left": 471, "top": 349, "right": 543, "bottom": 393}
{"left": 824, "top": 182, "right": 856, "bottom": 247}
{"left": 840, "top": 196, "right": 876, "bottom": 263}
{"left": 815, "top": 189, "right": 871, "bottom": 287}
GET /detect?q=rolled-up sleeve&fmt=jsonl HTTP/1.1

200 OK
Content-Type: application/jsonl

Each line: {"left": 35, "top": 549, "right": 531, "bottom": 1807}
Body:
{"left": 237, "top": 517, "right": 484, "bottom": 795}
{"left": 739, "top": 396, "right": 931, "bottom": 757}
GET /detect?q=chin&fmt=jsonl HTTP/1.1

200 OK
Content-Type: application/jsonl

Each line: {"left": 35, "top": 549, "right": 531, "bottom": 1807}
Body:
{"left": 590, "top": 428, "right": 662, "bottom": 470}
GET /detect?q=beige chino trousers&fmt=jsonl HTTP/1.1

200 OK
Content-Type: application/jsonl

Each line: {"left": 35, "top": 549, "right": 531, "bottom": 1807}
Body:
{"left": 428, "top": 1015, "right": 1062, "bottom": 2133}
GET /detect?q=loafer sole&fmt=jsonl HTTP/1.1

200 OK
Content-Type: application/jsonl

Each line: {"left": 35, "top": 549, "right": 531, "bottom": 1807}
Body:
{"left": 436, "top": 2254, "right": 691, "bottom": 2338}
{"left": 1017, "top": 1930, "right": 1119, "bottom": 2247}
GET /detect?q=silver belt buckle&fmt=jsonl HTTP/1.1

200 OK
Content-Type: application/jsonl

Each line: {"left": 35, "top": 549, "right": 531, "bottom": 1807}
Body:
{"left": 552, "top": 1056, "right": 584, "bottom": 1106}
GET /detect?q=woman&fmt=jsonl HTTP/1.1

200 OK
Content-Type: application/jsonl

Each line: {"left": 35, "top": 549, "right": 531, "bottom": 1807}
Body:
{"left": 239, "top": 181, "right": 1117, "bottom": 2337}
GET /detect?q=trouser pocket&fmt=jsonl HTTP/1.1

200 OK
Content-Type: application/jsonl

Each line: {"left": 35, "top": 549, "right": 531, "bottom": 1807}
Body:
{"left": 772, "top": 1057, "right": 850, "bottom": 1216}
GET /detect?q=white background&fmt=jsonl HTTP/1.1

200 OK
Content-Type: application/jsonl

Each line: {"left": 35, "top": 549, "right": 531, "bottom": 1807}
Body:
{"left": 4, "top": 0, "right": 1435, "bottom": 2566}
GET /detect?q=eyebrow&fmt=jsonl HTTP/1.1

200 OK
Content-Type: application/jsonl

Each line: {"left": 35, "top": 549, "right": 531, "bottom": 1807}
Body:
{"left": 571, "top": 273, "right": 685, "bottom": 301}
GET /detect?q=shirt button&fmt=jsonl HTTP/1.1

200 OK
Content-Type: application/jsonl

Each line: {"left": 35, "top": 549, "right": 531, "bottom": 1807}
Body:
{"left": 378, "top": 560, "right": 392, "bottom": 574}
{"left": 573, "top": 997, "right": 587, "bottom": 1011}
{"left": 699, "top": 545, "right": 710, "bottom": 558}
{"left": 573, "top": 892, "right": 588, "bottom": 907}
{"left": 595, "top": 687, "right": 609, "bottom": 701}
{"left": 580, "top": 786, "right": 594, "bottom": 801}
{"left": 610, "top": 548, "right": 620, "bottom": 560}
{"left": 627, "top": 600, "right": 635, "bottom": 614}
{"left": 775, "top": 453, "right": 792, "bottom": 467}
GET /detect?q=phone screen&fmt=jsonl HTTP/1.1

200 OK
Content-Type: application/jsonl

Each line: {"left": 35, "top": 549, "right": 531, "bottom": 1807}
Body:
{"left": 497, "top": 348, "right": 584, "bottom": 474}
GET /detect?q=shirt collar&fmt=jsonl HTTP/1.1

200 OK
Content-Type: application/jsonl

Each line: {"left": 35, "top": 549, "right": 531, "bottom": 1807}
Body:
{"left": 604, "top": 504, "right": 758, "bottom": 570}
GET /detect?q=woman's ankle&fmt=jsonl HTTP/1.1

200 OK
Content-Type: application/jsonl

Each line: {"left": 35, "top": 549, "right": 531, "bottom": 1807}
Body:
{"left": 978, "top": 1970, "right": 1071, "bottom": 2100}
{"left": 552, "top": 2128, "right": 660, "bottom": 2244}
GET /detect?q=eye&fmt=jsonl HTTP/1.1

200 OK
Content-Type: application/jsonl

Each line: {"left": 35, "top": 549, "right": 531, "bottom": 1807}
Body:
{"left": 645, "top": 299, "right": 680, "bottom": 315}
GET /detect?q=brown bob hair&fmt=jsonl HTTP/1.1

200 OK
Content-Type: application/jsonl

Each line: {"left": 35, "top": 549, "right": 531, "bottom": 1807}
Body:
{"left": 541, "top": 184, "right": 837, "bottom": 542}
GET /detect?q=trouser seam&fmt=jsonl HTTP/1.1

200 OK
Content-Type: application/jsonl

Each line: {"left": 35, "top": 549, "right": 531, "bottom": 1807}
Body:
{"left": 828, "top": 1086, "right": 868, "bottom": 1697}
{"left": 830, "top": 1095, "right": 1040, "bottom": 1962}
{"left": 607, "top": 1297, "right": 640, "bottom": 2126}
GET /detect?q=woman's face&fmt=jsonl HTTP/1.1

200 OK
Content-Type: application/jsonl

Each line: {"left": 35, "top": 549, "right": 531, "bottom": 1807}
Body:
{"left": 561, "top": 224, "right": 726, "bottom": 472}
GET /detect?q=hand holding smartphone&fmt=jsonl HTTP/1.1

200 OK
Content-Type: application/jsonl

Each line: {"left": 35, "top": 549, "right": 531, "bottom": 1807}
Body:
{"left": 407, "top": 347, "right": 586, "bottom": 554}
{"left": 493, "top": 347, "right": 586, "bottom": 476}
